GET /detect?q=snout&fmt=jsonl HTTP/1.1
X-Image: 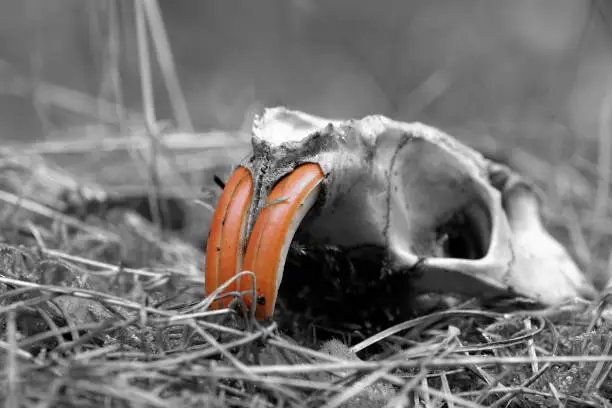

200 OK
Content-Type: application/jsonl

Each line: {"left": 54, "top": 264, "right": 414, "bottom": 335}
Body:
{"left": 205, "top": 163, "right": 324, "bottom": 320}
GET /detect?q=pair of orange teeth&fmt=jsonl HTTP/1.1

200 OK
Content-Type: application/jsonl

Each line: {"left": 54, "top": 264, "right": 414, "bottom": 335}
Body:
{"left": 205, "top": 163, "right": 325, "bottom": 320}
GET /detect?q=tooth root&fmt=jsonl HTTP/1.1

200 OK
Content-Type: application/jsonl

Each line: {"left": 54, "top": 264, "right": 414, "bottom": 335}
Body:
{"left": 243, "top": 163, "right": 324, "bottom": 320}
{"left": 205, "top": 167, "right": 253, "bottom": 310}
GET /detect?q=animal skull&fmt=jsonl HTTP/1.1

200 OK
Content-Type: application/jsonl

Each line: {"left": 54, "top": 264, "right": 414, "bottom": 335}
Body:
{"left": 205, "top": 107, "right": 597, "bottom": 320}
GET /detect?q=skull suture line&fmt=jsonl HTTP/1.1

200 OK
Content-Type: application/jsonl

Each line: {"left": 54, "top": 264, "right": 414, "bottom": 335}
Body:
{"left": 205, "top": 107, "right": 597, "bottom": 320}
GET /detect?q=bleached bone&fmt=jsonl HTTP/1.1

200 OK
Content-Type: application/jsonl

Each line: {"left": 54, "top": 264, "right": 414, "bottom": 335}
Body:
{"left": 206, "top": 107, "right": 597, "bottom": 319}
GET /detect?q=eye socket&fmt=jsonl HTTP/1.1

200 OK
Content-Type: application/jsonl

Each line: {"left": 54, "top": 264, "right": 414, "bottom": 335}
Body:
{"left": 435, "top": 201, "right": 491, "bottom": 260}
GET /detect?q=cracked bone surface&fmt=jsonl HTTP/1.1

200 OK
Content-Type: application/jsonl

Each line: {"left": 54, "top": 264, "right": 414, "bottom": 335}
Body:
{"left": 205, "top": 107, "right": 597, "bottom": 319}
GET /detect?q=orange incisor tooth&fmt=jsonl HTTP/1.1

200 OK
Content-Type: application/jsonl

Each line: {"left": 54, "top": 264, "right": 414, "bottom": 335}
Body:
{"left": 205, "top": 167, "right": 253, "bottom": 310}
{"left": 242, "top": 163, "right": 325, "bottom": 320}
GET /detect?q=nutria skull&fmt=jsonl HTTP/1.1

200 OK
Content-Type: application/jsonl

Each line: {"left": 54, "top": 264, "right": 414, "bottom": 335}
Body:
{"left": 205, "top": 107, "right": 597, "bottom": 320}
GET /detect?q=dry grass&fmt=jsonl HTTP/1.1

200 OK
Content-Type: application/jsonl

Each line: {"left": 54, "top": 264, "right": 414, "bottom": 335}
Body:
{"left": 0, "top": 210, "right": 610, "bottom": 408}
{"left": 0, "top": 1, "right": 612, "bottom": 407}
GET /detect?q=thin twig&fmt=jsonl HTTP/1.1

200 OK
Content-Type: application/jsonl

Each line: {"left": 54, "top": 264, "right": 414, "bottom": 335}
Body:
{"left": 134, "top": 0, "right": 163, "bottom": 230}
{"left": 142, "top": 0, "right": 194, "bottom": 131}
{"left": 6, "top": 310, "right": 20, "bottom": 408}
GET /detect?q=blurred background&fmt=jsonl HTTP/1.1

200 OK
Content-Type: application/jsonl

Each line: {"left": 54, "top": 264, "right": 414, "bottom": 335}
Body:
{"left": 1, "top": 0, "right": 612, "bottom": 286}
{"left": 0, "top": 0, "right": 611, "bottom": 144}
